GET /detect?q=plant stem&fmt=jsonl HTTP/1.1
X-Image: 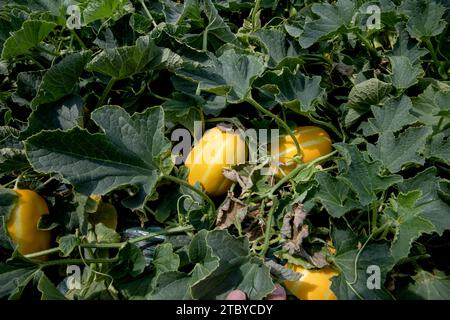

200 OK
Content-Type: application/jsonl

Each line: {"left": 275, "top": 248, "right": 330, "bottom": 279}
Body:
{"left": 140, "top": 0, "right": 157, "bottom": 28}
{"left": 260, "top": 198, "right": 277, "bottom": 257}
{"left": 24, "top": 226, "right": 193, "bottom": 259}
{"left": 371, "top": 202, "right": 378, "bottom": 233}
{"left": 202, "top": 30, "right": 208, "bottom": 51}
{"left": 257, "top": 150, "right": 337, "bottom": 200}
{"left": 71, "top": 30, "right": 87, "bottom": 50}
{"left": 424, "top": 38, "right": 440, "bottom": 70}
{"left": 246, "top": 95, "right": 302, "bottom": 157}
{"left": 347, "top": 223, "right": 390, "bottom": 285}
{"left": 162, "top": 175, "right": 216, "bottom": 213}
{"left": 41, "top": 257, "right": 119, "bottom": 267}
{"left": 307, "top": 114, "right": 343, "bottom": 140}
{"left": 24, "top": 247, "right": 61, "bottom": 259}
{"left": 353, "top": 31, "right": 378, "bottom": 59}
{"left": 252, "top": 0, "right": 262, "bottom": 31}
{"left": 37, "top": 45, "right": 58, "bottom": 56}
{"left": 26, "top": 54, "right": 45, "bottom": 69}
{"left": 95, "top": 77, "right": 116, "bottom": 109}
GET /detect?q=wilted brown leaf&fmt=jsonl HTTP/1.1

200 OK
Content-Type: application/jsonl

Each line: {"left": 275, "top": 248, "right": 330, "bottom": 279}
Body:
{"left": 216, "top": 192, "right": 248, "bottom": 229}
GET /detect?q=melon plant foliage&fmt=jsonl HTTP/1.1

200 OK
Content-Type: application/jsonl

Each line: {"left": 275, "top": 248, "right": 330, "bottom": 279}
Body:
{"left": 0, "top": 0, "right": 449, "bottom": 300}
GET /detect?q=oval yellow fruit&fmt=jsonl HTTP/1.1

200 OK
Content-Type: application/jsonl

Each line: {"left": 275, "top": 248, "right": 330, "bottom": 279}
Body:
{"left": 284, "top": 264, "right": 338, "bottom": 300}
{"left": 273, "top": 126, "right": 332, "bottom": 175}
{"left": 185, "top": 127, "right": 246, "bottom": 196}
{"left": 6, "top": 189, "right": 52, "bottom": 257}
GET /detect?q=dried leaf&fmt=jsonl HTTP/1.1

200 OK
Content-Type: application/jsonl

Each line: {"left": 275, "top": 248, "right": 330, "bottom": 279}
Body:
{"left": 222, "top": 168, "right": 253, "bottom": 191}
{"left": 309, "top": 251, "right": 328, "bottom": 268}
{"left": 216, "top": 192, "right": 248, "bottom": 229}
{"left": 265, "top": 259, "right": 302, "bottom": 281}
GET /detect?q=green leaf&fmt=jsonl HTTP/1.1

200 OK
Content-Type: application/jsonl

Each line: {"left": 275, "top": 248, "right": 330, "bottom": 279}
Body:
{"left": 57, "top": 234, "right": 80, "bottom": 257}
{"left": 22, "top": 95, "right": 84, "bottom": 139}
{"left": 314, "top": 171, "right": 360, "bottom": 218}
{"left": 256, "top": 67, "right": 325, "bottom": 114}
{"left": 25, "top": 106, "right": 172, "bottom": 210}
{"left": 367, "top": 126, "right": 432, "bottom": 173}
{"left": 176, "top": 49, "right": 265, "bottom": 103}
{"left": 426, "top": 131, "right": 450, "bottom": 164}
{"left": 334, "top": 143, "right": 402, "bottom": 206}
{"left": 384, "top": 191, "right": 435, "bottom": 262}
{"left": 399, "top": 270, "right": 450, "bottom": 300}
{"left": 1, "top": 20, "right": 56, "bottom": 59}
{"left": 391, "top": 23, "right": 427, "bottom": 64}
{"left": 11, "top": 71, "right": 43, "bottom": 107}
{"left": 411, "top": 85, "right": 450, "bottom": 127}
{"left": 36, "top": 271, "right": 67, "bottom": 300}
{"left": 359, "top": 95, "right": 417, "bottom": 136}
{"left": 398, "top": 168, "right": 450, "bottom": 235}
{"left": 86, "top": 36, "right": 181, "bottom": 80}
{"left": 95, "top": 223, "right": 121, "bottom": 243}
{"left": 83, "top": 0, "right": 124, "bottom": 24}
{"left": 389, "top": 56, "right": 424, "bottom": 90}
{"left": 299, "top": 0, "right": 355, "bottom": 48}
{"left": 399, "top": 0, "right": 447, "bottom": 40}
{"left": 183, "top": 0, "right": 238, "bottom": 51}
{"left": 330, "top": 225, "right": 395, "bottom": 300}
{"left": 347, "top": 78, "right": 392, "bottom": 112}
{"left": 251, "top": 29, "right": 288, "bottom": 68}
{"left": 190, "top": 230, "right": 275, "bottom": 300}
{"left": 0, "top": 256, "right": 39, "bottom": 299}
{"left": 31, "top": 51, "right": 92, "bottom": 108}
{"left": 112, "top": 243, "right": 147, "bottom": 278}
{"left": 0, "top": 187, "right": 18, "bottom": 221}
{"left": 149, "top": 271, "right": 193, "bottom": 300}
{"left": 152, "top": 243, "right": 180, "bottom": 274}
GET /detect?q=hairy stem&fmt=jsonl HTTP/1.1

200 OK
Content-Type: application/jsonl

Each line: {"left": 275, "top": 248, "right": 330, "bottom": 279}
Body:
{"left": 162, "top": 175, "right": 216, "bottom": 213}
{"left": 95, "top": 77, "right": 116, "bottom": 109}
{"left": 246, "top": 95, "right": 302, "bottom": 156}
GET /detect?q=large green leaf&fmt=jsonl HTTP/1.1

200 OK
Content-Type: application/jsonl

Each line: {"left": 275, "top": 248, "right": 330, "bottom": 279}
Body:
{"left": 185, "top": 0, "right": 238, "bottom": 51}
{"left": 359, "top": 95, "right": 417, "bottom": 136}
{"left": 389, "top": 56, "right": 424, "bottom": 90}
{"left": 391, "top": 23, "right": 427, "bottom": 64}
{"left": 251, "top": 29, "right": 289, "bottom": 68}
{"left": 31, "top": 51, "right": 92, "bottom": 108}
{"left": 83, "top": 0, "right": 125, "bottom": 24}
{"left": 149, "top": 230, "right": 275, "bottom": 300}
{"left": 411, "top": 85, "right": 450, "bottom": 127}
{"left": 25, "top": 106, "right": 172, "bottom": 210}
{"left": 86, "top": 36, "right": 182, "bottom": 80}
{"left": 399, "top": 0, "right": 447, "bottom": 39}
{"left": 176, "top": 49, "right": 265, "bottom": 103}
{"left": 384, "top": 191, "right": 435, "bottom": 262}
{"left": 36, "top": 271, "right": 67, "bottom": 300}
{"left": 22, "top": 95, "right": 84, "bottom": 139}
{"left": 367, "top": 126, "right": 432, "bottom": 173}
{"left": 11, "top": 71, "right": 43, "bottom": 107}
{"left": 399, "top": 270, "right": 450, "bottom": 300}
{"left": 299, "top": 0, "right": 355, "bottom": 48}
{"left": 1, "top": 20, "right": 56, "bottom": 59}
{"left": 330, "top": 225, "right": 395, "bottom": 300}
{"left": 426, "top": 131, "right": 450, "bottom": 164}
{"left": 314, "top": 171, "right": 360, "bottom": 218}
{"left": 347, "top": 78, "right": 392, "bottom": 112}
{"left": 190, "top": 230, "right": 275, "bottom": 300}
{"left": 0, "top": 256, "right": 40, "bottom": 299}
{"left": 334, "top": 143, "right": 402, "bottom": 206}
{"left": 255, "top": 67, "right": 325, "bottom": 114}
{"left": 398, "top": 168, "right": 450, "bottom": 235}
